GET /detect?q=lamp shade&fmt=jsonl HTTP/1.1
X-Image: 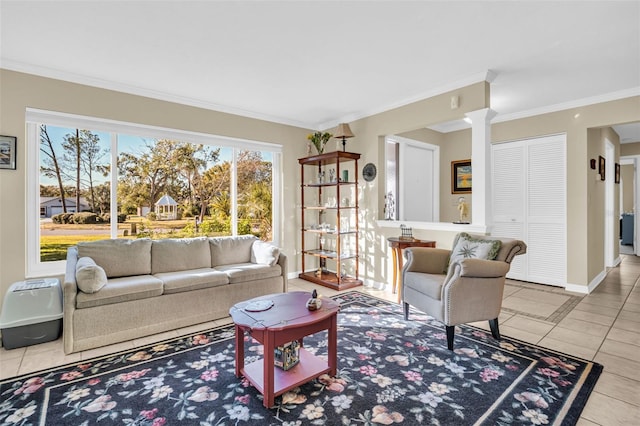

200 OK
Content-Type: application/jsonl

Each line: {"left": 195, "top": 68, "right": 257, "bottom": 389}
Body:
{"left": 334, "top": 123, "right": 354, "bottom": 139}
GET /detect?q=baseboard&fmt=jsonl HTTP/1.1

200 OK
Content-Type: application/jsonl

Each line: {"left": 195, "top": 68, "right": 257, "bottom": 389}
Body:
{"left": 565, "top": 270, "right": 606, "bottom": 294}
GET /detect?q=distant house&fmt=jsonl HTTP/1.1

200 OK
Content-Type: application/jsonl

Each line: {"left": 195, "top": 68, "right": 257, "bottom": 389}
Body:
{"left": 40, "top": 197, "right": 90, "bottom": 218}
{"left": 155, "top": 194, "right": 178, "bottom": 220}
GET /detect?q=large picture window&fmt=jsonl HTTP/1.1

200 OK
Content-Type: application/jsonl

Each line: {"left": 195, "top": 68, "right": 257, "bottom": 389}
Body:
{"left": 27, "top": 109, "right": 282, "bottom": 276}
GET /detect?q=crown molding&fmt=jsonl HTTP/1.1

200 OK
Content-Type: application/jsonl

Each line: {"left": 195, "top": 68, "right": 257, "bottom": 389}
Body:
{"left": 4, "top": 59, "right": 637, "bottom": 133}
{"left": 493, "top": 87, "right": 640, "bottom": 124}
{"left": 429, "top": 87, "right": 640, "bottom": 134}
{"left": 1, "top": 60, "right": 313, "bottom": 130}
{"left": 317, "top": 70, "right": 495, "bottom": 130}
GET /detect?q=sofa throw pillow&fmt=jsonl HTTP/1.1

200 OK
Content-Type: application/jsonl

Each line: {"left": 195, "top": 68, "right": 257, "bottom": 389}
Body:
{"left": 210, "top": 235, "right": 257, "bottom": 266}
{"left": 449, "top": 233, "right": 502, "bottom": 265}
{"left": 78, "top": 238, "right": 152, "bottom": 278}
{"left": 251, "top": 240, "right": 280, "bottom": 266}
{"left": 75, "top": 256, "right": 108, "bottom": 293}
{"left": 151, "top": 237, "right": 210, "bottom": 274}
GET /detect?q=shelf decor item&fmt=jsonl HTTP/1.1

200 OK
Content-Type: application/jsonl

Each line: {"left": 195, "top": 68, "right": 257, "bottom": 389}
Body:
{"left": 399, "top": 224, "right": 414, "bottom": 241}
{"left": 307, "top": 131, "right": 333, "bottom": 154}
{"left": 274, "top": 340, "right": 301, "bottom": 370}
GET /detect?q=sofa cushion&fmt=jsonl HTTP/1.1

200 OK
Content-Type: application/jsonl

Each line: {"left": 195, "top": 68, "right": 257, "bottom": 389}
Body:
{"left": 251, "top": 240, "right": 280, "bottom": 266}
{"left": 154, "top": 268, "right": 229, "bottom": 294}
{"left": 152, "top": 237, "right": 211, "bottom": 274}
{"left": 403, "top": 272, "right": 446, "bottom": 301}
{"left": 215, "top": 263, "right": 282, "bottom": 283}
{"left": 75, "top": 275, "right": 163, "bottom": 309}
{"left": 75, "top": 256, "right": 107, "bottom": 294}
{"left": 77, "top": 238, "right": 152, "bottom": 278}
{"left": 449, "top": 233, "right": 501, "bottom": 265}
{"left": 209, "top": 235, "right": 257, "bottom": 266}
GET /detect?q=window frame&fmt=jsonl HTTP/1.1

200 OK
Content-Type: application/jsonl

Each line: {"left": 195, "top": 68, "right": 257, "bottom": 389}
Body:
{"left": 26, "top": 108, "right": 282, "bottom": 277}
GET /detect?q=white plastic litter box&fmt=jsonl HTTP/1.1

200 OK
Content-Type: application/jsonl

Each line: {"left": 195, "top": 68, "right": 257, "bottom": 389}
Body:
{"left": 0, "top": 278, "right": 63, "bottom": 349}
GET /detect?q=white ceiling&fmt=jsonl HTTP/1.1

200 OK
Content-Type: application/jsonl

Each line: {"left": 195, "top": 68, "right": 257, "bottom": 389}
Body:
{"left": 1, "top": 1, "right": 639, "bottom": 136}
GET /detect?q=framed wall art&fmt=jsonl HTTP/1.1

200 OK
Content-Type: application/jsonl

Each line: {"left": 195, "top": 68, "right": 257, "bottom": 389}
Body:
{"left": 598, "top": 155, "right": 605, "bottom": 181}
{"left": 615, "top": 163, "right": 620, "bottom": 184}
{"left": 0, "top": 135, "right": 17, "bottom": 170}
{"left": 451, "top": 159, "right": 472, "bottom": 194}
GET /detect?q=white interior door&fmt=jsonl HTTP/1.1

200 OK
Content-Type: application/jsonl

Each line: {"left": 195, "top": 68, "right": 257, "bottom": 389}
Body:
{"left": 398, "top": 137, "right": 439, "bottom": 222}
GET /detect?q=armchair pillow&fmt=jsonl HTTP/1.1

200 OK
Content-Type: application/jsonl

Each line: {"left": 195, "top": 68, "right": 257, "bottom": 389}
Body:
{"left": 76, "top": 256, "right": 108, "bottom": 293}
{"left": 449, "top": 233, "right": 501, "bottom": 265}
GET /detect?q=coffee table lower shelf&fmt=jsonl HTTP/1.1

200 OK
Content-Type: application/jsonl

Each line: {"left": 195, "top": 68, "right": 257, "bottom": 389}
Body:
{"left": 241, "top": 348, "right": 330, "bottom": 401}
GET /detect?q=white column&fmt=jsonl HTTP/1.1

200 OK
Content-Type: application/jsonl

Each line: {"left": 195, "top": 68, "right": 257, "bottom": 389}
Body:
{"left": 465, "top": 108, "right": 497, "bottom": 229}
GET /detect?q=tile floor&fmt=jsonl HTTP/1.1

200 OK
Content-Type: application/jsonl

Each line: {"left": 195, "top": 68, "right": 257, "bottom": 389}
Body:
{"left": 1, "top": 257, "right": 639, "bottom": 425}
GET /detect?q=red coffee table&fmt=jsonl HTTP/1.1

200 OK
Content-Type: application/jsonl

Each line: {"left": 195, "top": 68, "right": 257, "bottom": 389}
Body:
{"left": 229, "top": 291, "right": 340, "bottom": 408}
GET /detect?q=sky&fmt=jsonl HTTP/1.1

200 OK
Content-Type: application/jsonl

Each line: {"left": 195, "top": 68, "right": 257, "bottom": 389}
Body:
{"left": 39, "top": 125, "right": 271, "bottom": 187}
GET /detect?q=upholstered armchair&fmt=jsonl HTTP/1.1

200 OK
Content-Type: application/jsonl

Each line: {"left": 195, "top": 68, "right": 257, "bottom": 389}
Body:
{"left": 401, "top": 233, "right": 527, "bottom": 350}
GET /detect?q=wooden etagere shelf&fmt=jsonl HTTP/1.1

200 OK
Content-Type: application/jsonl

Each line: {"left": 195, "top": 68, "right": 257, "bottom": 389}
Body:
{"left": 298, "top": 151, "right": 362, "bottom": 291}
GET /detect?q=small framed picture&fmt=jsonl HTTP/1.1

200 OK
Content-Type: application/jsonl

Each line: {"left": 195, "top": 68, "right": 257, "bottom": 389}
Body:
{"left": 598, "top": 155, "right": 605, "bottom": 181}
{"left": 615, "top": 163, "right": 621, "bottom": 184}
{"left": 0, "top": 135, "right": 17, "bottom": 170}
{"left": 451, "top": 159, "right": 472, "bottom": 194}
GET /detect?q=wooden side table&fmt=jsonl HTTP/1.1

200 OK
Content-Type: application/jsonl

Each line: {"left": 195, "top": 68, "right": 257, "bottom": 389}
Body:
{"left": 230, "top": 291, "right": 340, "bottom": 408}
{"left": 387, "top": 237, "right": 436, "bottom": 302}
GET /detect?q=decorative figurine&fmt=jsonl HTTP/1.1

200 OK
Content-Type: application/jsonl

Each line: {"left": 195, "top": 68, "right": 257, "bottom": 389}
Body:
{"left": 457, "top": 196, "right": 469, "bottom": 223}
{"left": 329, "top": 168, "right": 335, "bottom": 182}
{"left": 306, "top": 289, "right": 322, "bottom": 311}
{"left": 385, "top": 191, "right": 395, "bottom": 220}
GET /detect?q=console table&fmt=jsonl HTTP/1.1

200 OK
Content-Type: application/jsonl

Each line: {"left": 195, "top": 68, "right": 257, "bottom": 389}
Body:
{"left": 387, "top": 237, "right": 436, "bottom": 302}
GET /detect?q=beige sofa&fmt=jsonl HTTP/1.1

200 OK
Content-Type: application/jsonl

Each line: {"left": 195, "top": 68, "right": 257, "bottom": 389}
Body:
{"left": 63, "top": 235, "right": 287, "bottom": 354}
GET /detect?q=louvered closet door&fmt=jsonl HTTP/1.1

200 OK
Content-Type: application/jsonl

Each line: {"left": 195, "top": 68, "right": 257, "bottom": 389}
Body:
{"left": 526, "top": 136, "right": 566, "bottom": 285}
{"left": 492, "top": 134, "right": 567, "bottom": 286}
{"left": 492, "top": 142, "right": 526, "bottom": 280}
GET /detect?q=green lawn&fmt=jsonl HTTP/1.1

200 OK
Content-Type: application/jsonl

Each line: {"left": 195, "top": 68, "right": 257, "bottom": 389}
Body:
{"left": 40, "top": 234, "right": 124, "bottom": 262}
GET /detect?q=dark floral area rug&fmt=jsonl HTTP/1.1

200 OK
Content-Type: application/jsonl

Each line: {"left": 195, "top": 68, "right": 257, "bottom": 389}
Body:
{"left": 0, "top": 291, "right": 602, "bottom": 425}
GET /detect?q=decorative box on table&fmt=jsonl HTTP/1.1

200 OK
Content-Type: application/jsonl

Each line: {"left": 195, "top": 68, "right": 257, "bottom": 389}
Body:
{"left": 274, "top": 340, "right": 300, "bottom": 370}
